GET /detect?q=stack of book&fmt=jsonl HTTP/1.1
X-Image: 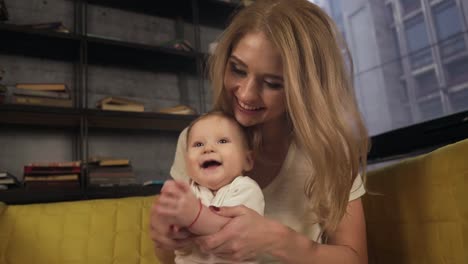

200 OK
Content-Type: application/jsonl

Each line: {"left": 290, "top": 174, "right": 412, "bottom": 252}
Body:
{"left": 23, "top": 161, "right": 81, "bottom": 190}
{"left": 0, "top": 171, "right": 21, "bottom": 190}
{"left": 88, "top": 158, "right": 137, "bottom": 187}
{"left": 97, "top": 96, "right": 145, "bottom": 112}
{"left": 11, "top": 83, "right": 72, "bottom": 108}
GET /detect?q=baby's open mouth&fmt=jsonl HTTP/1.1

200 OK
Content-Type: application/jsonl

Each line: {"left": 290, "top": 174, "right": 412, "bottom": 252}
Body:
{"left": 201, "top": 160, "right": 222, "bottom": 169}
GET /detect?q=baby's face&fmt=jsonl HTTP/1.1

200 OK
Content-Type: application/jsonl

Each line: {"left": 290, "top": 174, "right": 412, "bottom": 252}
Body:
{"left": 185, "top": 116, "right": 253, "bottom": 191}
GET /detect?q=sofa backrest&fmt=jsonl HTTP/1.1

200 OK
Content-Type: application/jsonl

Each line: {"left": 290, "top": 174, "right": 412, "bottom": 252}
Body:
{"left": 363, "top": 138, "right": 468, "bottom": 264}
{"left": 0, "top": 196, "right": 160, "bottom": 264}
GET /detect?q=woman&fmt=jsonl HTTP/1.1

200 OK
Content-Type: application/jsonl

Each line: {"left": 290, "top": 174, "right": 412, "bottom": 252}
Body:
{"left": 150, "top": 0, "right": 369, "bottom": 263}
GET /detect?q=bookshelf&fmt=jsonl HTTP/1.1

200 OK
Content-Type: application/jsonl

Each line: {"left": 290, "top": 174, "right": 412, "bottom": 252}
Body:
{"left": 0, "top": 0, "right": 240, "bottom": 204}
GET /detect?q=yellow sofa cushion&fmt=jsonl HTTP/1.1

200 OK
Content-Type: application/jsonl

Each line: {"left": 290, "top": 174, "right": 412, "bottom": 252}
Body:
{"left": 0, "top": 196, "right": 160, "bottom": 264}
{"left": 364, "top": 138, "right": 468, "bottom": 264}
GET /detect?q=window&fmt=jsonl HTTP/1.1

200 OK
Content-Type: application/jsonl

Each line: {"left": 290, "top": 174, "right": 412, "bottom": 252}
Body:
{"left": 385, "top": 3, "right": 394, "bottom": 25}
{"left": 432, "top": 0, "right": 465, "bottom": 58}
{"left": 419, "top": 96, "right": 443, "bottom": 121}
{"left": 450, "top": 88, "right": 468, "bottom": 112}
{"left": 415, "top": 70, "right": 439, "bottom": 97}
{"left": 400, "top": 0, "right": 421, "bottom": 15}
{"left": 445, "top": 57, "right": 468, "bottom": 86}
{"left": 405, "top": 15, "right": 433, "bottom": 69}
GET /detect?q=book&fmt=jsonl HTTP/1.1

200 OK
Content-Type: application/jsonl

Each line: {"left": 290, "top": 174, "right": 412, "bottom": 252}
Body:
{"left": 24, "top": 174, "right": 79, "bottom": 181}
{"left": 99, "top": 159, "right": 130, "bottom": 167}
{"left": 156, "top": 105, "right": 196, "bottom": 115}
{"left": 0, "top": 172, "right": 21, "bottom": 187}
{"left": 24, "top": 166, "right": 81, "bottom": 175}
{"left": 12, "top": 95, "right": 73, "bottom": 108}
{"left": 100, "top": 103, "right": 144, "bottom": 112}
{"left": 25, "top": 180, "right": 80, "bottom": 190}
{"left": 27, "top": 160, "right": 81, "bottom": 167}
{"left": 97, "top": 96, "right": 143, "bottom": 106}
{"left": 15, "top": 83, "right": 67, "bottom": 91}
{"left": 13, "top": 87, "right": 70, "bottom": 99}
{"left": 97, "top": 96, "right": 145, "bottom": 112}
{"left": 18, "top": 21, "right": 70, "bottom": 33}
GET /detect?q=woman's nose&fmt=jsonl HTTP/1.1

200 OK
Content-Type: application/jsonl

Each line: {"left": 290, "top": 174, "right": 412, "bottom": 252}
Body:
{"left": 238, "top": 77, "right": 259, "bottom": 102}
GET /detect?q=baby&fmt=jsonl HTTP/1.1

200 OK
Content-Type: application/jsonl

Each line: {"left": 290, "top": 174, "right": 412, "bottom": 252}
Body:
{"left": 157, "top": 111, "right": 264, "bottom": 263}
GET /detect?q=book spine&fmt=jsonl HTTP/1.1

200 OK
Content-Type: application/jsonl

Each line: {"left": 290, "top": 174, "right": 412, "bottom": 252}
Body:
{"left": 12, "top": 95, "right": 73, "bottom": 108}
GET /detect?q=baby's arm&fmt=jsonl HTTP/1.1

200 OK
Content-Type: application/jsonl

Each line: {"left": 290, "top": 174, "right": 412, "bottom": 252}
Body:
{"left": 157, "top": 180, "right": 230, "bottom": 235}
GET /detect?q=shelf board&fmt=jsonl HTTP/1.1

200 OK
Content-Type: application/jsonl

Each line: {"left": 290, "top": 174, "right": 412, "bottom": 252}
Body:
{"left": 0, "top": 188, "right": 85, "bottom": 205}
{"left": 0, "top": 104, "right": 81, "bottom": 128}
{"left": 85, "top": 0, "right": 238, "bottom": 28}
{"left": 86, "top": 36, "right": 199, "bottom": 74}
{"left": 0, "top": 185, "right": 161, "bottom": 205}
{"left": 86, "top": 109, "right": 197, "bottom": 131}
{"left": 0, "top": 23, "right": 80, "bottom": 61}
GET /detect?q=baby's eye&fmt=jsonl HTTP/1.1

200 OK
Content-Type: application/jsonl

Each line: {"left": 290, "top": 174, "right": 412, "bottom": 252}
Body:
{"left": 218, "top": 138, "right": 229, "bottom": 144}
{"left": 193, "top": 142, "right": 203, "bottom": 147}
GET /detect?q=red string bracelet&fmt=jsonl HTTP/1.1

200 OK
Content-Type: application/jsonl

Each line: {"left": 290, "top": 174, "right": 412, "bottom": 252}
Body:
{"left": 187, "top": 199, "right": 202, "bottom": 229}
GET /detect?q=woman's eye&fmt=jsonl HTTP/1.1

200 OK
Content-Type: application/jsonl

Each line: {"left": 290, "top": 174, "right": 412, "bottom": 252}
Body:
{"left": 218, "top": 138, "right": 229, "bottom": 144}
{"left": 193, "top": 142, "right": 203, "bottom": 147}
{"left": 265, "top": 81, "right": 283, "bottom": 90}
{"left": 231, "top": 64, "right": 247, "bottom": 77}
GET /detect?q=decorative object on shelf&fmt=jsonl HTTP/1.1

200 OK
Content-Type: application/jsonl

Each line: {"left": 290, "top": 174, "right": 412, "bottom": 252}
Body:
{"left": 23, "top": 161, "right": 81, "bottom": 190}
{"left": 11, "top": 83, "right": 72, "bottom": 107}
{"left": 97, "top": 96, "right": 145, "bottom": 112}
{"left": 0, "top": 84, "right": 6, "bottom": 105}
{"left": 0, "top": 171, "right": 21, "bottom": 190}
{"left": 143, "top": 179, "right": 165, "bottom": 186}
{"left": 0, "top": 0, "right": 8, "bottom": 21}
{"left": 159, "top": 39, "right": 194, "bottom": 52}
{"left": 88, "top": 157, "right": 137, "bottom": 187}
{"left": 156, "top": 104, "right": 196, "bottom": 115}
{"left": 17, "top": 21, "right": 70, "bottom": 33}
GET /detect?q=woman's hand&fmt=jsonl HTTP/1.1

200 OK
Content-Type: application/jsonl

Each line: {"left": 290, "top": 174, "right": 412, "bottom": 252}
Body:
{"left": 195, "top": 205, "right": 281, "bottom": 262}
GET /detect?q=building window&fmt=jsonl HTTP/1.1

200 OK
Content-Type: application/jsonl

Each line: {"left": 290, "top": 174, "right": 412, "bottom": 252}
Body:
{"left": 445, "top": 57, "right": 468, "bottom": 86}
{"left": 405, "top": 15, "right": 433, "bottom": 69}
{"left": 399, "top": 80, "right": 409, "bottom": 102}
{"left": 432, "top": 0, "right": 465, "bottom": 58}
{"left": 415, "top": 70, "right": 439, "bottom": 97}
{"left": 392, "top": 28, "right": 404, "bottom": 75}
{"left": 450, "top": 88, "right": 468, "bottom": 112}
{"left": 419, "top": 96, "right": 443, "bottom": 121}
{"left": 386, "top": 4, "right": 395, "bottom": 25}
{"left": 400, "top": 0, "right": 421, "bottom": 15}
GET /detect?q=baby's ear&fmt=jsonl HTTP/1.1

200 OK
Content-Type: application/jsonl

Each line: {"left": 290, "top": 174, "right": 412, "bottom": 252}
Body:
{"left": 243, "top": 150, "right": 254, "bottom": 172}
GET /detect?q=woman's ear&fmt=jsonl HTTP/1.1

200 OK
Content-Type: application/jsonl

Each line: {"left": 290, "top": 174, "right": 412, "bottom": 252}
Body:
{"left": 243, "top": 150, "right": 254, "bottom": 172}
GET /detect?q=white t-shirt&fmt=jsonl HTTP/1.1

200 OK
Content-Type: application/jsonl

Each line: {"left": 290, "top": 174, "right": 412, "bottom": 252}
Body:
{"left": 175, "top": 176, "right": 264, "bottom": 264}
{"left": 171, "top": 128, "right": 366, "bottom": 263}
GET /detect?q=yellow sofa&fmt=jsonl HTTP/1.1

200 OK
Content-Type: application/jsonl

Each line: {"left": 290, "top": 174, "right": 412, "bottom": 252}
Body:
{"left": 364, "top": 138, "right": 468, "bottom": 264}
{"left": 0, "top": 138, "right": 466, "bottom": 264}
{"left": 0, "top": 196, "right": 159, "bottom": 264}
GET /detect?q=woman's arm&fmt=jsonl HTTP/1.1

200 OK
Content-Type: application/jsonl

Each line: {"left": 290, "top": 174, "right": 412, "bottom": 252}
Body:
{"left": 197, "top": 198, "right": 367, "bottom": 263}
{"left": 271, "top": 198, "right": 367, "bottom": 263}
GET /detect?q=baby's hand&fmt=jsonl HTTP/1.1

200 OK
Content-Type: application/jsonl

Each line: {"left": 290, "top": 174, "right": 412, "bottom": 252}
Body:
{"left": 157, "top": 180, "right": 200, "bottom": 227}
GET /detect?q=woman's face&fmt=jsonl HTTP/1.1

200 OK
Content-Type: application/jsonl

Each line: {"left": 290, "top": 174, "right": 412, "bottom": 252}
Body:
{"left": 224, "top": 31, "right": 286, "bottom": 127}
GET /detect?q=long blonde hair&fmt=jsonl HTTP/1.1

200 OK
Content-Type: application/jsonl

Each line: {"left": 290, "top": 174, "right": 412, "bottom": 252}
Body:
{"left": 209, "top": 0, "right": 369, "bottom": 232}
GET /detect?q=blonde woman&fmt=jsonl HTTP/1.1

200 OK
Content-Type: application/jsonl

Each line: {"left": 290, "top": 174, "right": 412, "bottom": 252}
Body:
{"left": 150, "top": 0, "right": 369, "bottom": 263}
